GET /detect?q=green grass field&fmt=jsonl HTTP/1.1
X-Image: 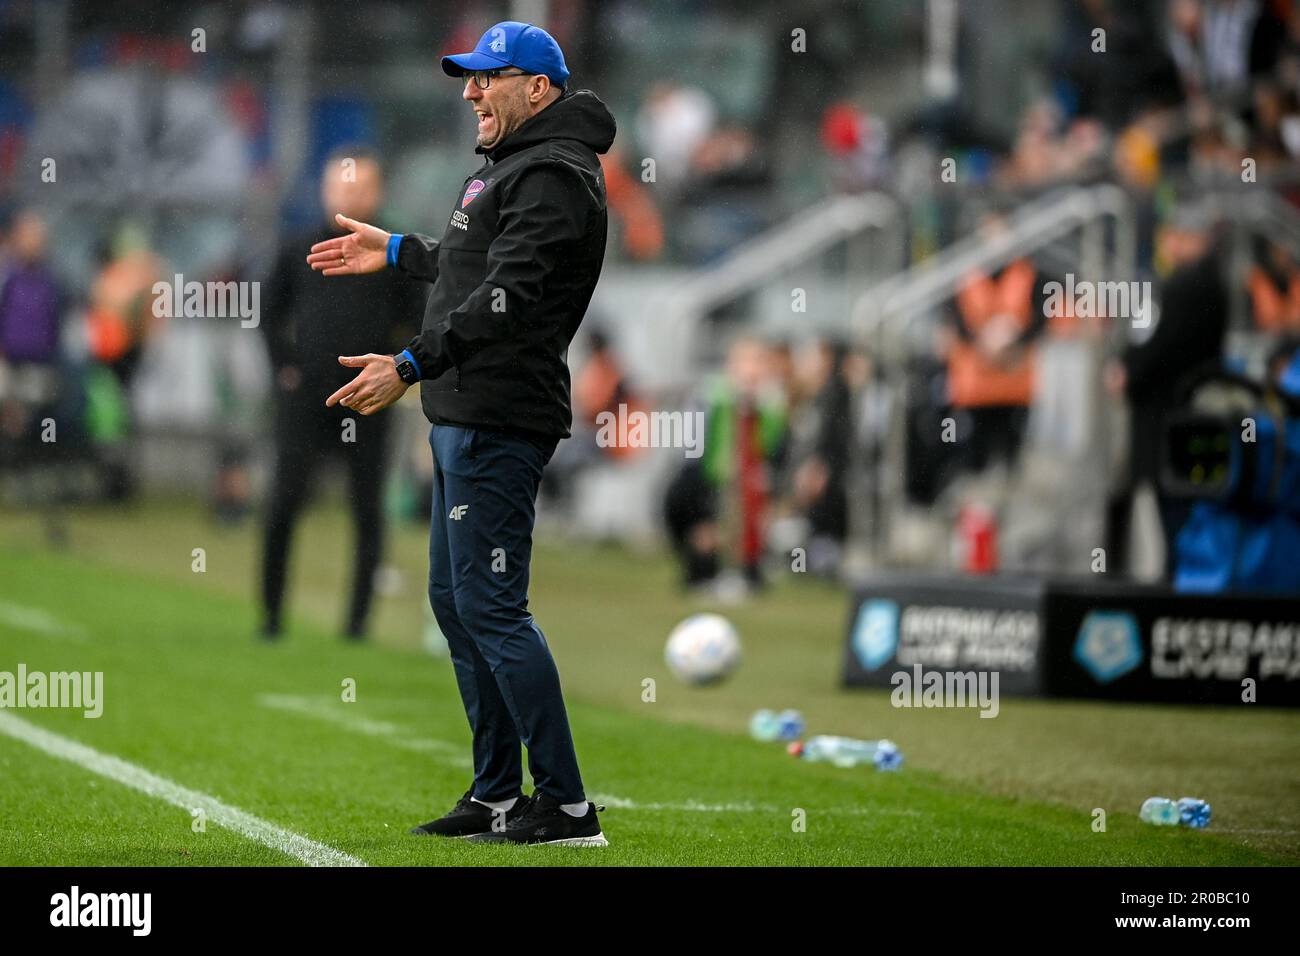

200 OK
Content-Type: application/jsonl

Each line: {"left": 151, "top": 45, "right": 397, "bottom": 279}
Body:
{"left": 1, "top": 498, "right": 1297, "bottom": 866}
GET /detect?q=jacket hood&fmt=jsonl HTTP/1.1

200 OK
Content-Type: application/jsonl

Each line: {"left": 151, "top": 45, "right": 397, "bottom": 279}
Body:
{"left": 481, "top": 89, "right": 617, "bottom": 161}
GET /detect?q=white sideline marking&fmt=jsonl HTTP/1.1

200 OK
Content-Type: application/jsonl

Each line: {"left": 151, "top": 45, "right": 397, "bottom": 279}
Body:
{"left": 0, "top": 710, "right": 366, "bottom": 867}
{"left": 257, "top": 695, "right": 907, "bottom": 817}
{"left": 591, "top": 794, "right": 775, "bottom": 813}
{"left": 258, "top": 694, "right": 472, "bottom": 768}
{"left": 590, "top": 794, "right": 920, "bottom": 815}
{"left": 0, "top": 600, "right": 88, "bottom": 641}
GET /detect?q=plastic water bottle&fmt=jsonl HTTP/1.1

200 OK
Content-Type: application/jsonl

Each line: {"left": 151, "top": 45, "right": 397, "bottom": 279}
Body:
{"left": 1177, "top": 797, "right": 1212, "bottom": 829}
{"left": 750, "top": 709, "right": 806, "bottom": 742}
{"left": 873, "top": 740, "right": 904, "bottom": 771}
{"left": 749, "top": 709, "right": 780, "bottom": 741}
{"left": 775, "top": 709, "right": 805, "bottom": 741}
{"left": 1140, "top": 797, "right": 1181, "bottom": 826}
{"left": 794, "top": 736, "right": 903, "bottom": 771}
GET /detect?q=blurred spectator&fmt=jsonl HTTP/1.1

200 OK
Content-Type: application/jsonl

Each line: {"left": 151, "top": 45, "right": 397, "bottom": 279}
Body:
{"left": 635, "top": 83, "right": 716, "bottom": 198}
{"left": 1057, "top": 0, "right": 1182, "bottom": 129}
{"left": 997, "top": 97, "right": 1109, "bottom": 189}
{"left": 1106, "top": 203, "right": 1230, "bottom": 577}
{"left": 1113, "top": 110, "right": 1171, "bottom": 193}
{"left": 768, "top": 338, "right": 797, "bottom": 406}
{"left": 600, "top": 145, "right": 664, "bottom": 260}
{"left": 1249, "top": 0, "right": 1300, "bottom": 76}
{"left": 820, "top": 101, "right": 891, "bottom": 192}
{"left": 257, "top": 146, "right": 425, "bottom": 641}
{"left": 1168, "top": 0, "right": 1262, "bottom": 102}
{"left": 1005, "top": 99, "right": 1066, "bottom": 187}
{"left": 664, "top": 336, "right": 786, "bottom": 594}
{"left": 208, "top": 258, "right": 261, "bottom": 527}
{"left": 0, "top": 208, "right": 69, "bottom": 539}
{"left": 0, "top": 209, "right": 61, "bottom": 367}
{"left": 573, "top": 328, "right": 644, "bottom": 456}
{"left": 942, "top": 213, "right": 1050, "bottom": 475}
{"left": 87, "top": 224, "right": 164, "bottom": 390}
{"left": 540, "top": 327, "right": 645, "bottom": 510}
{"left": 83, "top": 224, "right": 164, "bottom": 500}
{"left": 678, "top": 123, "right": 771, "bottom": 262}
{"left": 634, "top": 82, "right": 770, "bottom": 262}
{"left": 786, "top": 338, "right": 855, "bottom": 577}
{"left": 1249, "top": 237, "right": 1300, "bottom": 333}
{"left": 0, "top": 209, "right": 63, "bottom": 445}
{"left": 1247, "top": 80, "right": 1300, "bottom": 171}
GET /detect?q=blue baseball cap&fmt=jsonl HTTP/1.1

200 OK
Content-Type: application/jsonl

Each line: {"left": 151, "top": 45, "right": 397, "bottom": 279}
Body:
{"left": 441, "top": 21, "right": 570, "bottom": 89}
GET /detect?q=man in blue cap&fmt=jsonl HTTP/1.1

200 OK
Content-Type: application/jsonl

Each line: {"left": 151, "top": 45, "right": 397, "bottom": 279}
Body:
{"left": 305, "top": 21, "right": 616, "bottom": 846}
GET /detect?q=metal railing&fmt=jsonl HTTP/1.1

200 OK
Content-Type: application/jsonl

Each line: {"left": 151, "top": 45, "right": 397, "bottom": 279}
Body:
{"left": 851, "top": 184, "right": 1137, "bottom": 343}
{"left": 844, "top": 184, "right": 1139, "bottom": 571}
{"left": 655, "top": 191, "right": 904, "bottom": 383}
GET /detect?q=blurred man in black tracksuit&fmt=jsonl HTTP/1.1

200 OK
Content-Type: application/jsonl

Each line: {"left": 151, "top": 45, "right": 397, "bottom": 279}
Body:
{"left": 1106, "top": 208, "right": 1228, "bottom": 578}
{"left": 259, "top": 148, "right": 426, "bottom": 639}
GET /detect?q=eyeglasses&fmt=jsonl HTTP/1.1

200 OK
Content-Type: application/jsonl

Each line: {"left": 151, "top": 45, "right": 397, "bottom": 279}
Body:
{"left": 462, "top": 68, "right": 533, "bottom": 90}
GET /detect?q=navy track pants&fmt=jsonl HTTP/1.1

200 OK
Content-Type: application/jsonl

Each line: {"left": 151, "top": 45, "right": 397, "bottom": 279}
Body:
{"left": 426, "top": 423, "right": 585, "bottom": 804}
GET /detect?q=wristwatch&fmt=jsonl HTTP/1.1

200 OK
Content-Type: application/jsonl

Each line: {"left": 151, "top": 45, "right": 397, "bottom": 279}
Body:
{"left": 394, "top": 353, "right": 420, "bottom": 385}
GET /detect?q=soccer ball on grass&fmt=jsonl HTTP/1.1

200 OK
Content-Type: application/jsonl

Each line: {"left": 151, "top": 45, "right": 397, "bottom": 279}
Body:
{"left": 664, "top": 613, "right": 741, "bottom": 685}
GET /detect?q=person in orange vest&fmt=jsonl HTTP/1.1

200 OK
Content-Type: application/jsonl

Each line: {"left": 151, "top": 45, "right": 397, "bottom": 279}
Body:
{"left": 942, "top": 214, "right": 1050, "bottom": 474}
{"left": 599, "top": 146, "right": 664, "bottom": 261}
{"left": 1248, "top": 238, "right": 1300, "bottom": 335}
{"left": 572, "top": 329, "right": 645, "bottom": 461}
{"left": 87, "top": 227, "right": 165, "bottom": 388}
{"left": 539, "top": 327, "right": 646, "bottom": 509}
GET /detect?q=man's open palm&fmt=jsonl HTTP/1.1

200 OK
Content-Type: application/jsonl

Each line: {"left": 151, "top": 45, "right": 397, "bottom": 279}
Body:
{"left": 306, "top": 214, "right": 391, "bottom": 276}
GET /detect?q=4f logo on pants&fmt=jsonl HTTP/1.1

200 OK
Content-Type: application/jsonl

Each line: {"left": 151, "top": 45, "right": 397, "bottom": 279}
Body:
{"left": 449, "top": 505, "right": 469, "bottom": 520}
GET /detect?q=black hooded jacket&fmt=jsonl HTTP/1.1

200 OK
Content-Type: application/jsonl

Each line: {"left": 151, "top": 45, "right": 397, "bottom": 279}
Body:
{"left": 395, "top": 89, "right": 616, "bottom": 440}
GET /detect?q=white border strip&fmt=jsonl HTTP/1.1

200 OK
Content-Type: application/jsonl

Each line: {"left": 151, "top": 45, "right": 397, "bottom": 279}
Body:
{"left": 0, "top": 600, "right": 88, "bottom": 641}
{"left": 258, "top": 694, "right": 472, "bottom": 768}
{"left": 0, "top": 711, "right": 366, "bottom": 867}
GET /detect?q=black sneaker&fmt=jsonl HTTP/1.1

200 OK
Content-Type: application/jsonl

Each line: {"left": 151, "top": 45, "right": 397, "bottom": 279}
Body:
{"left": 466, "top": 792, "right": 608, "bottom": 846}
{"left": 409, "top": 789, "right": 530, "bottom": 838}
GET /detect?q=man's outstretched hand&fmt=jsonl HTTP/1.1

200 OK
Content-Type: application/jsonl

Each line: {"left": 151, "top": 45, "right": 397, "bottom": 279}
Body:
{"left": 326, "top": 354, "right": 409, "bottom": 415}
{"left": 307, "top": 214, "right": 391, "bottom": 275}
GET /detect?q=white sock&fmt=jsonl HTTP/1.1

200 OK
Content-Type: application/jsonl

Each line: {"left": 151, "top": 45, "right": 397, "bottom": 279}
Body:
{"left": 560, "top": 800, "right": 589, "bottom": 818}
{"left": 471, "top": 796, "right": 518, "bottom": 812}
